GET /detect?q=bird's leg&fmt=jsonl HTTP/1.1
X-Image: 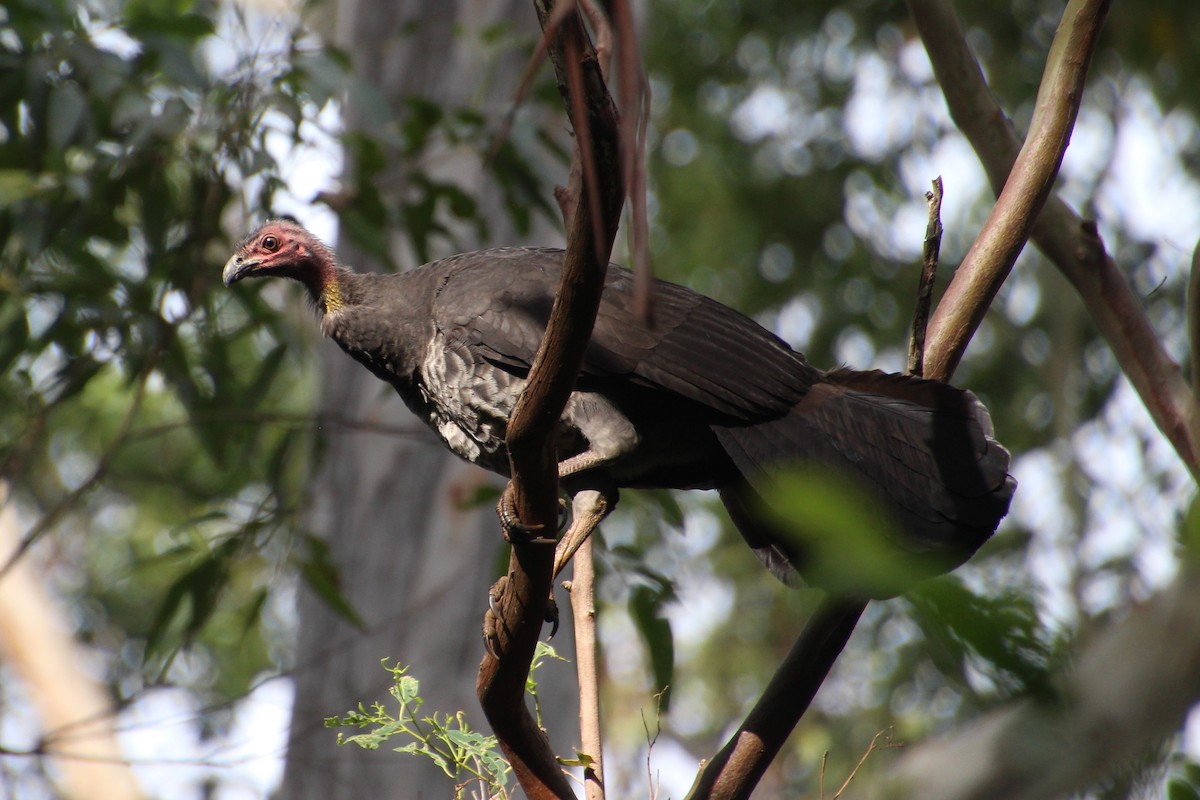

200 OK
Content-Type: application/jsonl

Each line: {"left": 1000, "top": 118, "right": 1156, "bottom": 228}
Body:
{"left": 494, "top": 438, "right": 623, "bottom": 633}
{"left": 495, "top": 442, "right": 614, "bottom": 542}
{"left": 554, "top": 488, "right": 616, "bottom": 579}
{"left": 544, "top": 486, "right": 617, "bottom": 639}
{"left": 496, "top": 393, "right": 634, "bottom": 541}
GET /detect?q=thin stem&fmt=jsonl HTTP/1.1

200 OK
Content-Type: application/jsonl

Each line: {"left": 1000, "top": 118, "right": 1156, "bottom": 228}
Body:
{"left": 568, "top": 539, "right": 604, "bottom": 799}
{"left": 908, "top": 177, "right": 944, "bottom": 377}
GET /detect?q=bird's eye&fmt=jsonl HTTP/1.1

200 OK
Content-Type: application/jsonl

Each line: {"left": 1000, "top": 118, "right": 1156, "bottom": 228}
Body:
{"left": 262, "top": 235, "right": 280, "bottom": 251}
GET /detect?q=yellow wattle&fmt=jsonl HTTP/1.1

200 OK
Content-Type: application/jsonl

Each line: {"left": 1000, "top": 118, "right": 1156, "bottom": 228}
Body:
{"left": 322, "top": 276, "right": 344, "bottom": 313}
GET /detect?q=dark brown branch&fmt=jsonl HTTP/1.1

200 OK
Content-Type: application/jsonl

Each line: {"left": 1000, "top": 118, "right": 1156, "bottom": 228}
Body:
{"left": 906, "top": 0, "right": 1198, "bottom": 476}
{"left": 608, "top": 0, "right": 654, "bottom": 322}
{"left": 685, "top": 599, "right": 866, "bottom": 800}
{"left": 909, "top": 177, "right": 944, "bottom": 377}
{"left": 475, "top": 1, "right": 623, "bottom": 797}
{"left": 921, "top": 0, "right": 1113, "bottom": 382}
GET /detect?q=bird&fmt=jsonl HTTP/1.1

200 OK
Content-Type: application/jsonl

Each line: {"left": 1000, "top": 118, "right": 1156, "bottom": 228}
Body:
{"left": 224, "top": 219, "right": 1015, "bottom": 597}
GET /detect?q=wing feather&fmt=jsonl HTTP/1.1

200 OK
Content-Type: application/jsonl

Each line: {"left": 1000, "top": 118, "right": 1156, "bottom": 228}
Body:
{"left": 429, "top": 248, "right": 815, "bottom": 421}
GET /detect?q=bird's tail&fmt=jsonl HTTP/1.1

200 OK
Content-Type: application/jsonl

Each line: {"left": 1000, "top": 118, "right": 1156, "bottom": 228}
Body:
{"left": 713, "top": 369, "right": 1016, "bottom": 595}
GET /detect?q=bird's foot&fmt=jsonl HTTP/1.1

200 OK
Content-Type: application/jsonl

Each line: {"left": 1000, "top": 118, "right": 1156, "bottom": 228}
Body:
{"left": 482, "top": 576, "right": 560, "bottom": 653}
{"left": 483, "top": 576, "right": 508, "bottom": 659}
{"left": 496, "top": 484, "right": 569, "bottom": 544}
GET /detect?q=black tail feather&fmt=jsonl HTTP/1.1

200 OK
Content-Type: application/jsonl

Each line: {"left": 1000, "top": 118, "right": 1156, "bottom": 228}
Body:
{"left": 714, "top": 370, "right": 1015, "bottom": 593}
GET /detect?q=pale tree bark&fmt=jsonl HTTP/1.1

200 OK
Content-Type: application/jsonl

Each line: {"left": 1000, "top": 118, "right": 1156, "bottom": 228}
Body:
{"left": 0, "top": 484, "right": 143, "bottom": 800}
{"left": 278, "top": 2, "right": 575, "bottom": 797}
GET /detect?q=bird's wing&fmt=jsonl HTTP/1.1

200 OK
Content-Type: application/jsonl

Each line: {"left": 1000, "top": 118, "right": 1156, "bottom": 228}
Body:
{"left": 429, "top": 248, "right": 815, "bottom": 421}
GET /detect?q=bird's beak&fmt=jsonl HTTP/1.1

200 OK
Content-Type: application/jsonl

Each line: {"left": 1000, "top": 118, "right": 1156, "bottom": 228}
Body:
{"left": 222, "top": 255, "right": 260, "bottom": 286}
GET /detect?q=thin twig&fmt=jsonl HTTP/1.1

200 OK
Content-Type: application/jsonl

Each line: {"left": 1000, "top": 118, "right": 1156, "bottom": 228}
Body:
{"left": 908, "top": 177, "right": 943, "bottom": 377}
{"left": 607, "top": 0, "right": 654, "bottom": 322}
{"left": 832, "top": 729, "right": 896, "bottom": 799}
{"left": 577, "top": 0, "right": 610, "bottom": 78}
{"left": 565, "top": 35, "right": 609, "bottom": 264}
{"left": 568, "top": 539, "right": 604, "bottom": 799}
{"left": 921, "top": 0, "right": 1113, "bottom": 382}
{"left": 641, "top": 688, "right": 666, "bottom": 800}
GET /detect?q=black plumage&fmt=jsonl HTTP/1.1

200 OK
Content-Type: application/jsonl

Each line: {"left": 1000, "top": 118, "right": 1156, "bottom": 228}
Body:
{"left": 224, "top": 220, "right": 1015, "bottom": 595}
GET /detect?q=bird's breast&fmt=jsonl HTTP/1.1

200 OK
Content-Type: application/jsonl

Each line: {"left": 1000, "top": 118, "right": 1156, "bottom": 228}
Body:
{"left": 417, "top": 332, "right": 520, "bottom": 474}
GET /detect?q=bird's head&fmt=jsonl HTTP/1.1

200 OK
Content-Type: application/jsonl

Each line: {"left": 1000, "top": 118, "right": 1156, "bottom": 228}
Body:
{"left": 223, "top": 220, "right": 338, "bottom": 304}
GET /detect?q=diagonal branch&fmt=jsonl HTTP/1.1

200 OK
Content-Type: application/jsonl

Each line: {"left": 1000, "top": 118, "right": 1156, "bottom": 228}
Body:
{"left": 908, "top": 0, "right": 1197, "bottom": 476}
{"left": 475, "top": 2, "right": 623, "bottom": 798}
{"left": 685, "top": 599, "right": 866, "bottom": 800}
{"left": 921, "top": 0, "right": 1114, "bottom": 382}
{"left": 1188, "top": 239, "right": 1200, "bottom": 457}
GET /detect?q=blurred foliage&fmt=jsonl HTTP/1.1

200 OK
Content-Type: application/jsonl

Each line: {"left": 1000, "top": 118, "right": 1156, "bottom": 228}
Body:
{"left": 0, "top": 0, "right": 323, "bottom": 711}
{"left": 3, "top": 0, "right": 1200, "bottom": 796}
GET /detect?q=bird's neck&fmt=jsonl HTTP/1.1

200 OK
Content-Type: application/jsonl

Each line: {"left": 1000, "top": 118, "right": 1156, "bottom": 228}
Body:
{"left": 309, "top": 265, "right": 355, "bottom": 316}
{"left": 319, "top": 271, "right": 346, "bottom": 314}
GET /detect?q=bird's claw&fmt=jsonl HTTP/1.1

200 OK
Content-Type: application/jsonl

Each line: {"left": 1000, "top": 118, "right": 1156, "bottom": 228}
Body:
{"left": 496, "top": 484, "right": 569, "bottom": 544}
{"left": 483, "top": 576, "right": 558, "bottom": 652}
{"left": 545, "top": 594, "right": 559, "bottom": 640}
{"left": 483, "top": 577, "right": 508, "bottom": 659}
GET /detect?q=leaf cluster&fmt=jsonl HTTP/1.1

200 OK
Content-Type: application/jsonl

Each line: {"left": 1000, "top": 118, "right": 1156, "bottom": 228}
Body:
{"left": 325, "top": 659, "right": 522, "bottom": 800}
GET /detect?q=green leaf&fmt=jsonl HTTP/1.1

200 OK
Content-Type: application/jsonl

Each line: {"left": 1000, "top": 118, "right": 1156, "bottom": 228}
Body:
{"left": 0, "top": 170, "right": 46, "bottom": 208}
{"left": 392, "top": 672, "right": 421, "bottom": 706}
{"left": 758, "top": 467, "right": 959, "bottom": 596}
{"left": 558, "top": 749, "right": 596, "bottom": 769}
{"left": 630, "top": 583, "right": 675, "bottom": 709}
{"left": 244, "top": 341, "right": 290, "bottom": 403}
{"left": 295, "top": 535, "right": 366, "bottom": 629}
{"left": 125, "top": 10, "right": 215, "bottom": 41}
{"left": 48, "top": 83, "right": 88, "bottom": 150}
{"left": 1169, "top": 778, "right": 1200, "bottom": 800}
{"left": 908, "top": 577, "right": 1053, "bottom": 696}
{"left": 144, "top": 539, "right": 237, "bottom": 659}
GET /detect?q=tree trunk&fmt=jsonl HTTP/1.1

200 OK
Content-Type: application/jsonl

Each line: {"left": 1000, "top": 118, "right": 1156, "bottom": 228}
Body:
{"left": 279, "top": 2, "right": 574, "bottom": 797}
{"left": 0, "top": 484, "right": 144, "bottom": 800}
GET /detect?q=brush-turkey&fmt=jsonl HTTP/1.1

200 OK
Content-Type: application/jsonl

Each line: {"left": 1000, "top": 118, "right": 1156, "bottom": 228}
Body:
{"left": 224, "top": 219, "right": 1015, "bottom": 596}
